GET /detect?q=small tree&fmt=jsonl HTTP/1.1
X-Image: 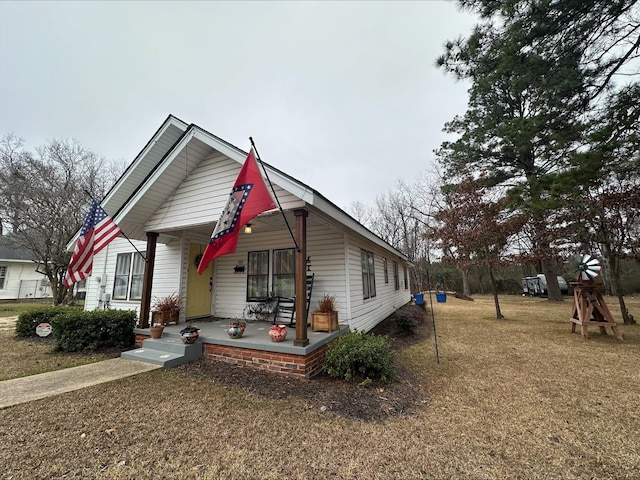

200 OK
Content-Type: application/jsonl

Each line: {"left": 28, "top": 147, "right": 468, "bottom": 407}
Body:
{"left": 430, "top": 177, "right": 524, "bottom": 319}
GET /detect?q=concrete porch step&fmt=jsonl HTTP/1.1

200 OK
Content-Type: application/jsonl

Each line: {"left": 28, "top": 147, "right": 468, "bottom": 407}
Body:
{"left": 121, "top": 336, "right": 203, "bottom": 368}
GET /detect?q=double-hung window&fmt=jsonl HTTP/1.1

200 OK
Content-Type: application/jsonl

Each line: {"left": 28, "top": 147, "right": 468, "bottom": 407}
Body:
{"left": 393, "top": 261, "right": 400, "bottom": 291}
{"left": 0, "top": 266, "right": 6, "bottom": 290}
{"left": 361, "top": 249, "right": 376, "bottom": 299}
{"left": 403, "top": 266, "right": 409, "bottom": 290}
{"left": 383, "top": 258, "right": 389, "bottom": 284}
{"left": 273, "top": 248, "right": 295, "bottom": 298}
{"left": 247, "top": 250, "right": 269, "bottom": 301}
{"left": 113, "top": 253, "right": 145, "bottom": 300}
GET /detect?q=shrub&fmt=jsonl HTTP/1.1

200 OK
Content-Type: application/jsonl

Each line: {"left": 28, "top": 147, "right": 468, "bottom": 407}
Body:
{"left": 52, "top": 310, "right": 136, "bottom": 353}
{"left": 15, "top": 306, "right": 70, "bottom": 338}
{"left": 395, "top": 313, "right": 417, "bottom": 335}
{"left": 324, "top": 330, "right": 397, "bottom": 384}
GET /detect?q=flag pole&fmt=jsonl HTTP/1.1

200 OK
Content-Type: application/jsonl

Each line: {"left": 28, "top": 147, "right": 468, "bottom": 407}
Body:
{"left": 83, "top": 190, "right": 147, "bottom": 262}
{"left": 248, "top": 138, "right": 300, "bottom": 252}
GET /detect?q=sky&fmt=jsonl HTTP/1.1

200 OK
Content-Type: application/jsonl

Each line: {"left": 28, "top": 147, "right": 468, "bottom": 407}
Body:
{"left": 0, "top": 1, "right": 477, "bottom": 210}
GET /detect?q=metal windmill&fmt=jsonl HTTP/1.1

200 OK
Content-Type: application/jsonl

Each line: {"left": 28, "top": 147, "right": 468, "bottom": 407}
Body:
{"left": 566, "top": 254, "right": 622, "bottom": 340}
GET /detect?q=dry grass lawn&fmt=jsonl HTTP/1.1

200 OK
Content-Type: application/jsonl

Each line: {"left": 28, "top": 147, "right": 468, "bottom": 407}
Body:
{"left": 1, "top": 295, "right": 639, "bottom": 479}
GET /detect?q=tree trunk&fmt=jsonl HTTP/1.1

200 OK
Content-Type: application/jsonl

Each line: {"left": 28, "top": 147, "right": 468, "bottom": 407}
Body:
{"left": 541, "top": 258, "right": 563, "bottom": 301}
{"left": 487, "top": 262, "right": 504, "bottom": 319}
{"left": 461, "top": 266, "right": 471, "bottom": 297}
{"left": 608, "top": 255, "right": 636, "bottom": 325}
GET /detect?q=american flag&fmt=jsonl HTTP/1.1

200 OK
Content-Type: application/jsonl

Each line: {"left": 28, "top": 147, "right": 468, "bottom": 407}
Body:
{"left": 63, "top": 200, "right": 121, "bottom": 287}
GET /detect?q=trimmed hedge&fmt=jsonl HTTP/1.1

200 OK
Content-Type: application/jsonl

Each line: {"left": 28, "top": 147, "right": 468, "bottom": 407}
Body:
{"left": 14, "top": 306, "right": 71, "bottom": 338}
{"left": 324, "top": 330, "right": 397, "bottom": 384}
{"left": 53, "top": 310, "right": 136, "bottom": 352}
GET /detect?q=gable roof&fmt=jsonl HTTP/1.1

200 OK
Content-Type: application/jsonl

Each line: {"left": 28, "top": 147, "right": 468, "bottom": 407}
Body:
{"left": 74, "top": 115, "right": 409, "bottom": 262}
{"left": 0, "top": 236, "right": 36, "bottom": 262}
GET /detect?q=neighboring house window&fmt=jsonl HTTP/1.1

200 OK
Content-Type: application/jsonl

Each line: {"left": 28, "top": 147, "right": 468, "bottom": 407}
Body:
{"left": 393, "top": 261, "right": 400, "bottom": 291}
{"left": 273, "top": 248, "right": 295, "bottom": 298}
{"left": 403, "top": 266, "right": 409, "bottom": 290}
{"left": 113, "top": 253, "right": 145, "bottom": 300}
{"left": 383, "top": 258, "right": 389, "bottom": 284}
{"left": 0, "top": 266, "right": 6, "bottom": 290}
{"left": 361, "top": 249, "right": 376, "bottom": 299}
{"left": 247, "top": 250, "right": 269, "bottom": 301}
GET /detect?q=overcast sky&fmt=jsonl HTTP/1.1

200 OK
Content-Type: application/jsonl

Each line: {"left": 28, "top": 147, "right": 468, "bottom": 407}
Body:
{"left": 0, "top": 1, "right": 476, "bottom": 210}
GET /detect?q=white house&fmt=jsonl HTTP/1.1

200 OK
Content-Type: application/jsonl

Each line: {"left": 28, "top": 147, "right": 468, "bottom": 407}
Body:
{"left": 0, "top": 239, "right": 52, "bottom": 301}
{"left": 81, "top": 115, "right": 412, "bottom": 354}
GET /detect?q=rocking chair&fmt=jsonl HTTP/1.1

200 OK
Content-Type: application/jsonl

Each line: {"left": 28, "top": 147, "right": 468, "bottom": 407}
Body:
{"left": 273, "top": 273, "right": 314, "bottom": 327}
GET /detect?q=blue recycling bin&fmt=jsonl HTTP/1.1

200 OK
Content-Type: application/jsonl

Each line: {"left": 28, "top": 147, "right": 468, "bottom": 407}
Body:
{"left": 436, "top": 292, "right": 447, "bottom": 303}
{"left": 413, "top": 293, "right": 424, "bottom": 305}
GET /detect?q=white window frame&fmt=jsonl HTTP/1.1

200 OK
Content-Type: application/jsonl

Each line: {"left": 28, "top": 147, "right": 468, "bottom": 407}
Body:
{"left": 0, "top": 266, "right": 7, "bottom": 290}
{"left": 113, "top": 253, "right": 145, "bottom": 301}
{"left": 361, "top": 249, "right": 376, "bottom": 300}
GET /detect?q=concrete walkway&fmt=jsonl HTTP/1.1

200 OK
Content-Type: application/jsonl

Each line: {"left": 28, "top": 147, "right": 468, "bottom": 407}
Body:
{"left": 0, "top": 358, "right": 161, "bottom": 409}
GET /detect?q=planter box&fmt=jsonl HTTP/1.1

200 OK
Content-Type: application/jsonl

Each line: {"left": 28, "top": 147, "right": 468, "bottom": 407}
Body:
{"left": 152, "top": 310, "right": 180, "bottom": 325}
{"left": 311, "top": 311, "right": 338, "bottom": 332}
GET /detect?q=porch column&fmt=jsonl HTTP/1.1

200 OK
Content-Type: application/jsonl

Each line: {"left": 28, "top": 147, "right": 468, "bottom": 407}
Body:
{"left": 294, "top": 209, "right": 309, "bottom": 347}
{"left": 139, "top": 232, "right": 158, "bottom": 328}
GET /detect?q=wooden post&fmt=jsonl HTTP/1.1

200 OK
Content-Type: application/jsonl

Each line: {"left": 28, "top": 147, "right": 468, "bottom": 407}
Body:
{"left": 294, "top": 209, "right": 309, "bottom": 347}
{"left": 139, "top": 232, "right": 159, "bottom": 328}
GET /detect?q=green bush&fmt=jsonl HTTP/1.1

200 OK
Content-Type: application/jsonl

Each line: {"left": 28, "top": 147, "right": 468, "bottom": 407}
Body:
{"left": 14, "top": 306, "right": 70, "bottom": 338}
{"left": 395, "top": 313, "right": 417, "bottom": 335}
{"left": 324, "top": 330, "right": 397, "bottom": 384}
{"left": 52, "top": 310, "right": 136, "bottom": 353}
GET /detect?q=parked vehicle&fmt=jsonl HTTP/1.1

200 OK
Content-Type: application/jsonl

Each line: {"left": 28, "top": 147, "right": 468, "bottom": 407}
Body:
{"left": 522, "top": 274, "right": 568, "bottom": 297}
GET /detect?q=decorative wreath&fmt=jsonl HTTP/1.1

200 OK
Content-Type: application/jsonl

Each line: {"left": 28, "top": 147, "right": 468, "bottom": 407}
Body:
{"left": 194, "top": 253, "right": 203, "bottom": 268}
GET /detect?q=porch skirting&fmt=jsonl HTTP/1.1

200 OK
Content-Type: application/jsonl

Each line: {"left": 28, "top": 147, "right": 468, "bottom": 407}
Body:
{"left": 133, "top": 324, "right": 345, "bottom": 379}
{"left": 203, "top": 343, "right": 328, "bottom": 378}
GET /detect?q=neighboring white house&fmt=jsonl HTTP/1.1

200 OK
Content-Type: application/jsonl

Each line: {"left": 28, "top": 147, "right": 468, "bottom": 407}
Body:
{"left": 0, "top": 239, "right": 52, "bottom": 301}
{"left": 81, "top": 115, "right": 412, "bottom": 333}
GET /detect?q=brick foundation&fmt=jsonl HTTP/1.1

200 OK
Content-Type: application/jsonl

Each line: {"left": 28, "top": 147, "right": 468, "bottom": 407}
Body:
{"left": 203, "top": 343, "right": 328, "bottom": 379}
{"left": 134, "top": 333, "right": 329, "bottom": 379}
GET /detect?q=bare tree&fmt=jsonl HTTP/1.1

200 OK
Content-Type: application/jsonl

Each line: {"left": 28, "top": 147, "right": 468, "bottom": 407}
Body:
{"left": 0, "top": 134, "right": 124, "bottom": 304}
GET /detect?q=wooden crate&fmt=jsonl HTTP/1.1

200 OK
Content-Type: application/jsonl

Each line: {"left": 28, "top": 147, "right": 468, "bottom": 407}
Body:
{"left": 311, "top": 311, "right": 338, "bottom": 332}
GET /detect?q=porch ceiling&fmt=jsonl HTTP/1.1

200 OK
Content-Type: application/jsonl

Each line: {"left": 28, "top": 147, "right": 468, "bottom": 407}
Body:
{"left": 155, "top": 208, "right": 329, "bottom": 243}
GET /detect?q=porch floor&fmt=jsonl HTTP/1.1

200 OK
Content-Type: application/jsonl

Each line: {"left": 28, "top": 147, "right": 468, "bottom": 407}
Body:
{"left": 135, "top": 318, "right": 346, "bottom": 356}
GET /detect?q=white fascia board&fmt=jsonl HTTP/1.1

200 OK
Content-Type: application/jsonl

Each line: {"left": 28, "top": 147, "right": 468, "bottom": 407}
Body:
{"left": 192, "top": 129, "right": 316, "bottom": 204}
{"left": 312, "top": 196, "right": 410, "bottom": 262}
{"left": 102, "top": 116, "right": 188, "bottom": 211}
{"left": 115, "top": 128, "right": 195, "bottom": 223}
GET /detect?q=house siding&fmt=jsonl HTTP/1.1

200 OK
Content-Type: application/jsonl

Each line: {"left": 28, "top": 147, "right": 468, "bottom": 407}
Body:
{"left": 146, "top": 152, "right": 302, "bottom": 232}
{"left": 86, "top": 238, "right": 183, "bottom": 322}
{"left": 0, "top": 261, "right": 52, "bottom": 301}
{"left": 345, "top": 234, "right": 410, "bottom": 332}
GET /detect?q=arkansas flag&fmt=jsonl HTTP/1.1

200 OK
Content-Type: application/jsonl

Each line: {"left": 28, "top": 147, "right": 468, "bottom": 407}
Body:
{"left": 63, "top": 200, "right": 122, "bottom": 287}
{"left": 197, "top": 149, "right": 276, "bottom": 274}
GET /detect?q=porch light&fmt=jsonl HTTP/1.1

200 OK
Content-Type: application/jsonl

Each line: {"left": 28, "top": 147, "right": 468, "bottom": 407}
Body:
{"left": 244, "top": 223, "right": 252, "bottom": 234}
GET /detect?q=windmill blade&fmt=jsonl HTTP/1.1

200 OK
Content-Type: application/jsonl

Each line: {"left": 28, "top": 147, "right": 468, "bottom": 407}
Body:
{"left": 584, "top": 269, "right": 598, "bottom": 279}
{"left": 588, "top": 265, "right": 602, "bottom": 273}
{"left": 586, "top": 258, "right": 600, "bottom": 267}
{"left": 581, "top": 254, "right": 592, "bottom": 264}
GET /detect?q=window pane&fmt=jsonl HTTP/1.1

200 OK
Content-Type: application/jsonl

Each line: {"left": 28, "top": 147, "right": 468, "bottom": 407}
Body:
{"left": 0, "top": 266, "right": 6, "bottom": 290}
{"left": 130, "top": 254, "right": 145, "bottom": 300}
{"left": 247, "top": 250, "right": 269, "bottom": 300}
{"left": 273, "top": 249, "right": 295, "bottom": 298}
{"left": 393, "top": 262, "right": 399, "bottom": 290}
{"left": 113, "top": 254, "right": 131, "bottom": 300}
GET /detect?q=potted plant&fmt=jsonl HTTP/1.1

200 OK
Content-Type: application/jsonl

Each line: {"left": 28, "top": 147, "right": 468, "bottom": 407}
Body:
{"left": 179, "top": 325, "right": 200, "bottom": 344}
{"left": 152, "top": 292, "right": 182, "bottom": 326}
{"left": 311, "top": 294, "right": 339, "bottom": 332}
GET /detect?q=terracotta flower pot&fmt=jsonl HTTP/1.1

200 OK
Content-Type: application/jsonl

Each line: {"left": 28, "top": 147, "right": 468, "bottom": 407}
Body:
{"left": 150, "top": 325, "right": 164, "bottom": 339}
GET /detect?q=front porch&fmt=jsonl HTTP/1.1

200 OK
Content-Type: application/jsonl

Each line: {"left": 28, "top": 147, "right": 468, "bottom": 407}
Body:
{"left": 133, "top": 319, "right": 346, "bottom": 378}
